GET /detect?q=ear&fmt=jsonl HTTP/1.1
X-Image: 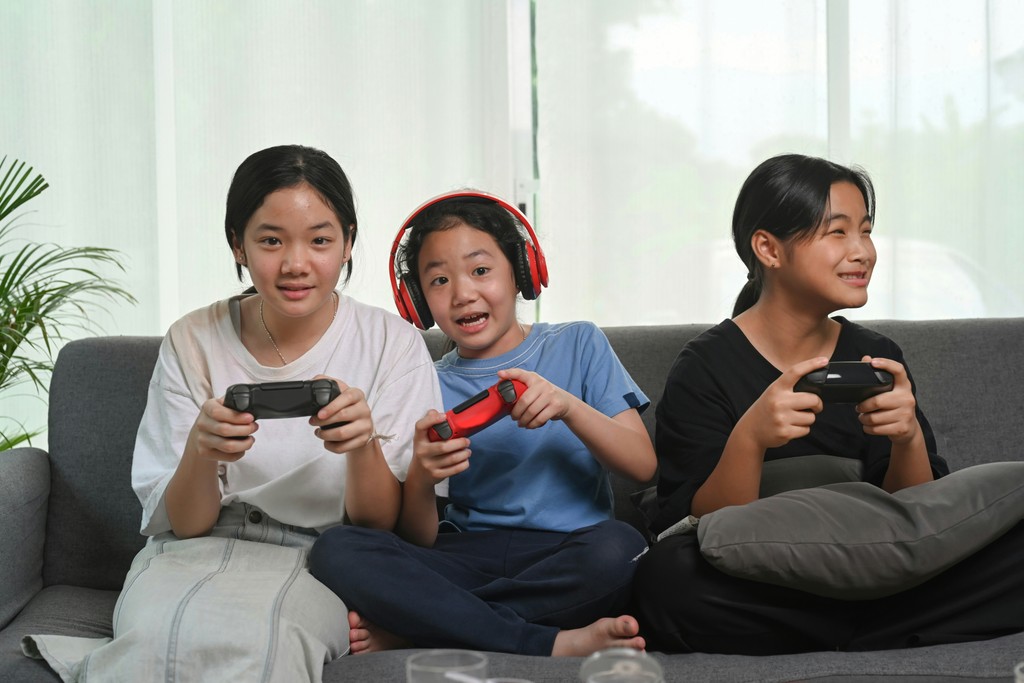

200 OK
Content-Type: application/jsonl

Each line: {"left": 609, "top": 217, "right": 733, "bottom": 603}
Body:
{"left": 232, "top": 240, "right": 247, "bottom": 266}
{"left": 751, "top": 230, "right": 784, "bottom": 270}
{"left": 342, "top": 226, "right": 355, "bottom": 263}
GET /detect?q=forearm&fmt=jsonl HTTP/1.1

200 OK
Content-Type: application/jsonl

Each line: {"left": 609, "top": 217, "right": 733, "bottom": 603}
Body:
{"left": 691, "top": 419, "right": 764, "bottom": 516}
{"left": 562, "top": 403, "right": 657, "bottom": 482}
{"left": 882, "top": 426, "right": 934, "bottom": 492}
{"left": 395, "top": 465, "right": 440, "bottom": 546}
{"left": 344, "top": 441, "right": 402, "bottom": 530}
{"left": 165, "top": 449, "right": 223, "bottom": 539}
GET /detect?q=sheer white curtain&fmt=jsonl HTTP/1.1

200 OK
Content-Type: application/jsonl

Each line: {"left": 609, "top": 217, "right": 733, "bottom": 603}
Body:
{"left": 0, "top": 0, "right": 520, "bottom": 441}
{"left": 533, "top": 0, "right": 1024, "bottom": 325}
{"left": 2, "top": 0, "right": 1023, "bottom": 441}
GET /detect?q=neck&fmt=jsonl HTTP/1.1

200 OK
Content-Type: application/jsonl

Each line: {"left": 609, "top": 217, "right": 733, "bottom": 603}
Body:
{"left": 734, "top": 297, "right": 839, "bottom": 370}
{"left": 252, "top": 291, "right": 338, "bottom": 365}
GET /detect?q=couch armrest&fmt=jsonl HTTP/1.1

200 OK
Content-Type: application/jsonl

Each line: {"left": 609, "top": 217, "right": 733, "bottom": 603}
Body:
{"left": 0, "top": 447, "right": 49, "bottom": 629}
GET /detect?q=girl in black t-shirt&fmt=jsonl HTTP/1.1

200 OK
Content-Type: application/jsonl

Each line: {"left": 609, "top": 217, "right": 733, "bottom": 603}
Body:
{"left": 633, "top": 153, "right": 1024, "bottom": 655}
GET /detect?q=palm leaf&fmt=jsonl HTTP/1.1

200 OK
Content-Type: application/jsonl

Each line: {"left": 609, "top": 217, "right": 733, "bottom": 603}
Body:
{"left": 0, "top": 157, "right": 135, "bottom": 449}
{"left": 0, "top": 157, "right": 49, "bottom": 222}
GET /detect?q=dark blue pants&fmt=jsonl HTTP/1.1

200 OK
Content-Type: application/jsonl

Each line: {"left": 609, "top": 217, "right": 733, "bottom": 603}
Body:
{"left": 309, "top": 520, "right": 647, "bottom": 655}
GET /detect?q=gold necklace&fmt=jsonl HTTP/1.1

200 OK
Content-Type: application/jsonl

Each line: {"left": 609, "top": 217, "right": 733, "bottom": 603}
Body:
{"left": 259, "top": 292, "right": 338, "bottom": 366}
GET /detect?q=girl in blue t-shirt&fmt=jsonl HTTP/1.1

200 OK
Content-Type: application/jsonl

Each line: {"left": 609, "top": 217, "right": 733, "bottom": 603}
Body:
{"left": 310, "top": 191, "right": 656, "bottom": 657}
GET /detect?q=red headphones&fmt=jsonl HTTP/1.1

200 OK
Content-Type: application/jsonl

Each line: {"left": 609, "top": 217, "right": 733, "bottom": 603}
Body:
{"left": 389, "top": 190, "right": 549, "bottom": 330}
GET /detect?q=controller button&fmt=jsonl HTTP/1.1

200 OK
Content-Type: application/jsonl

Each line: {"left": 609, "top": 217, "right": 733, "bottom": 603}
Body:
{"left": 247, "top": 510, "right": 263, "bottom": 524}
{"left": 497, "top": 380, "right": 517, "bottom": 404}
{"left": 433, "top": 421, "right": 453, "bottom": 440}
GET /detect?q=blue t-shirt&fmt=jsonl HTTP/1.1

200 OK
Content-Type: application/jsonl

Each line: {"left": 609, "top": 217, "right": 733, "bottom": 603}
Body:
{"left": 436, "top": 321, "right": 649, "bottom": 533}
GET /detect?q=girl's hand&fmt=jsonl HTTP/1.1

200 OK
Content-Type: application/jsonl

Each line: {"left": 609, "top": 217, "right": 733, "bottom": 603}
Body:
{"left": 311, "top": 376, "right": 377, "bottom": 454}
{"left": 187, "top": 396, "right": 259, "bottom": 463}
{"left": 856, "top": 356, "right": 923, "bottom": 444}
{"left": 739, "top": 357, "right": 829, "bottom": 450}
{"left": 499, "top": 368, "right": 579, "bottom": 429}
{"left": 411, "top": 410, "right": 472, "bottom": 484}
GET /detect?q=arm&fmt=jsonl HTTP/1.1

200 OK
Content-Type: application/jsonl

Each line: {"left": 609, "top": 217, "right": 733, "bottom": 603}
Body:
{"left": 312, "top": 379, "right": 401, "bottom": 530}
{"left": 857, "top": 356, "right": 935, "bottom": 492}
{"left": 395, "top": 410, "right": 470, "bottom": 546}
{"left": 500, "top": 367, "right": 655, "bottom": 482}
{"left": 690, "top": 356, "right": 828, "bottom": 516}
{"left": 165, "top": 397, "right": 257, "bottom": 538}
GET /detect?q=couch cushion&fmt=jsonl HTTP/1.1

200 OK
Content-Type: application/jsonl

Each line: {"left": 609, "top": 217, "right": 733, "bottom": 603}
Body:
{"left": 0, "top": 585, "right": 116, "bottom": 683}
{"left": 696, "top": 461, "right": 1024, "bottom": 599}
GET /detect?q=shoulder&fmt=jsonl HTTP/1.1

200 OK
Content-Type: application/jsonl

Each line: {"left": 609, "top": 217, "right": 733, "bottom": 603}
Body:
{"left": 674, "top": 319, "right": 742, "bottom": 368}
{"left": 834, "top": 316, "right": 904, "bottom": 359}
{"left": 164, "top": 298, "right": 233, "bottom": 349}
{"left": 536, "top": 320, "right": 607, "bottom": 348}
{"left": 346, "top": 296, "right": 426, "bottom": 340}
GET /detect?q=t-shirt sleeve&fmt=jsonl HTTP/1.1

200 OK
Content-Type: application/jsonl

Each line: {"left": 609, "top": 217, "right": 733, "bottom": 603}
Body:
{"left": 367, "top": 325, "right": 445, "bottom": 493}
{"left": 578, "top": 323, "right": 650, "bottom": 417}
{"left": 132, "top": 334, "right": 209, "bottom": 536}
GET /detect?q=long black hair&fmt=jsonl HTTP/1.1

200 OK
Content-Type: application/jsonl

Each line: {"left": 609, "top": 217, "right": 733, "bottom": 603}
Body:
{"left": 731, "top": 153, "right": 875, "bottom": 316}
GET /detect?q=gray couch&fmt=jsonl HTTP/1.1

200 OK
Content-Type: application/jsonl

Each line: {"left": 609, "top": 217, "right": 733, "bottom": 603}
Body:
{"left": 2, "top": 319, "right": 1022, "bottom": 682}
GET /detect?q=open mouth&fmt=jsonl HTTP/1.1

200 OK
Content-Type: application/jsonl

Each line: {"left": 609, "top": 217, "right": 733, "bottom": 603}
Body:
{"left": 839, "top": 272, "right": 867, "bottom": 281}
{"left": 456, "top": 312, "right": 489, "bottom": 330}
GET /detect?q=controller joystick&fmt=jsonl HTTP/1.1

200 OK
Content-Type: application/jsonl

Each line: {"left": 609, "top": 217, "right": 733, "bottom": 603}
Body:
{"left": 795, "top": 361, "right": 894, "bottom": 403}
{"left": 224, "top": 379, "right": 347, "bottom": 428}
{"left": 428, "top": 378, "right": 528, "bottom": 442}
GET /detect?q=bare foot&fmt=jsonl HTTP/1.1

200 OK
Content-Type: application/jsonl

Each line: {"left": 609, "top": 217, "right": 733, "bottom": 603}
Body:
{"left": 347, "top": 611, "right": 410, "bottom": 655}
{"left": 551, "top": 615, "right": 646, "bottom": 657}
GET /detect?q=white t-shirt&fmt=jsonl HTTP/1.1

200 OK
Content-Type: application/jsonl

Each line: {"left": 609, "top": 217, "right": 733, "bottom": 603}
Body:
{"left": 132, "top": 293, "right": 443, "bottom": 535}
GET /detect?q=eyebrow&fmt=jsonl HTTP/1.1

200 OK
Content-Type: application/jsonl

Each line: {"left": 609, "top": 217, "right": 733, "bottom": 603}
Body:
{"left": 827, "top": 212, "right": 872, "bottom": 225}
{"left": 251, "top": 221, "right": 336, "bottom": 233}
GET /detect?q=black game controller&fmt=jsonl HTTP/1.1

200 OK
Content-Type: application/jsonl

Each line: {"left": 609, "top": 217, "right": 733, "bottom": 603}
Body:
{"left": 429, "top": 378, "right": 528, "bottom": 442}
{"left": 795, "top": 361, "right": 895, "bottom": 403}
{"left": 224, "top": 379, "right": 346, "bottom": 428}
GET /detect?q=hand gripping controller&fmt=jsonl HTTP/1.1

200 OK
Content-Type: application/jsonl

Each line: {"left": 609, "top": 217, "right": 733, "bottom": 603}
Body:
{"left": 795, "top": 361, "right": 895, "bottom": 403}
{"left": 428, "top": 378, "right": 528, "bottom": 442}
{"left": 224, "top": 379, "right": 347, "bottom": 428}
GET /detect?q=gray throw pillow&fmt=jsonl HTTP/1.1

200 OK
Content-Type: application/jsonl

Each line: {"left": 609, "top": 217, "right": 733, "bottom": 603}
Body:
{"left": 759, "top": 454, "right": 864, "bottom": 498}
{"left": 697, "top": 461, "right": 1024, "bottom": 600}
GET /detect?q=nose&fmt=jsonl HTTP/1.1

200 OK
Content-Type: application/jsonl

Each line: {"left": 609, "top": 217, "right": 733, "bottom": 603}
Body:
{"left": 281, "top": 244, "right": 310, "bottom": 274}
{"left": 450, "top": 276, "right": 477, "bottom": 306}
{"left": 848, "top": 233, "right": 873, "bottom": 265}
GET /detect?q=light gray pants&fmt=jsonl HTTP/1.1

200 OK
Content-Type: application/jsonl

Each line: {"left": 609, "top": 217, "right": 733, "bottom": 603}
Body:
{"left": 23, "top": 504, "right": 349, "bottom": 682}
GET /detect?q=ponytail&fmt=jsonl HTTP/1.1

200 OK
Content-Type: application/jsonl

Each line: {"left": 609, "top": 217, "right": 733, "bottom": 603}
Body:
{"left": 732, "top": 277, "right": 761, "bottom": 317}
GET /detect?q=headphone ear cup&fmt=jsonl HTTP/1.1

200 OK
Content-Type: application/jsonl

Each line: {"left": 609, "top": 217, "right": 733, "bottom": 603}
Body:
{"left": 513, "top": 242, "right": 537, "bottom": 300}
{"left": 401, "top": 277, "right": 433, "bottom": 330}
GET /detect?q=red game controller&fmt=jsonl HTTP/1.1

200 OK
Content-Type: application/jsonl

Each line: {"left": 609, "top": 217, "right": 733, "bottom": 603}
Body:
{"left": 429, "top": 378, "right": 528, "bottom": 442}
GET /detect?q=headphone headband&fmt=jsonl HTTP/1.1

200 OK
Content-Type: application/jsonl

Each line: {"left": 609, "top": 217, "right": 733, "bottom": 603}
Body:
{"left": 389, "top": 190, "right": 549, "bottom": 329}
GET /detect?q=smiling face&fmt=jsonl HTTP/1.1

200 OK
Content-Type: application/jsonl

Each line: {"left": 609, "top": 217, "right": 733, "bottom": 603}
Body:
{"left": 779, "top": 180, "right": 876, "bottom": 315}
{"left": 233, "top": 182, "right": 351, "bottom": 322}
{"left": 418, "top": 222, "right": 522, "bottom": 359}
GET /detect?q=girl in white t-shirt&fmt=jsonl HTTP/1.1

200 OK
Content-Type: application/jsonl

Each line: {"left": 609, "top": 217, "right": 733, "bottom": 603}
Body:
{"left": 24, "top": 145, "right": 442, "bottom": 682}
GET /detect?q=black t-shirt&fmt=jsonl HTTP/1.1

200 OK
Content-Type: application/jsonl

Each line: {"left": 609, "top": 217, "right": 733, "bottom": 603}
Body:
{"left": 650, "top": 316, "right": 948, "bottom": 535}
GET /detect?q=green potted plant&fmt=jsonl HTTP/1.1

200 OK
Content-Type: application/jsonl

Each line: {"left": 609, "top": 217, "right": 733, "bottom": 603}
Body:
{"left": 1, "top": 156, "right": 136, "bottom": 449}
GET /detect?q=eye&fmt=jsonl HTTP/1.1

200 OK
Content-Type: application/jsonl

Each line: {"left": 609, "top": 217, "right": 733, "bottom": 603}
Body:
{"left": 312, "top": 236, "right": 331, "bottom": 245}
{"left": 473, "top": 266, "right": 490, "bottom": 276}
{"left": 429, "top": 276, "right": 449, "bottom": 287}
{"left": 260, "top": 237, "right": 282, "bottom": 246}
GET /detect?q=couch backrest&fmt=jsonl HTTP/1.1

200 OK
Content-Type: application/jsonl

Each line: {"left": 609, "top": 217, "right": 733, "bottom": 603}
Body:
{"left": 43, "top": 336, "right": 160, "bottom": 588}
{"left": 867, "top": 318, "right": 1024, "bottom": 470}
{"left": 44, "top": 318, "right": 1024, "bottom": 586}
